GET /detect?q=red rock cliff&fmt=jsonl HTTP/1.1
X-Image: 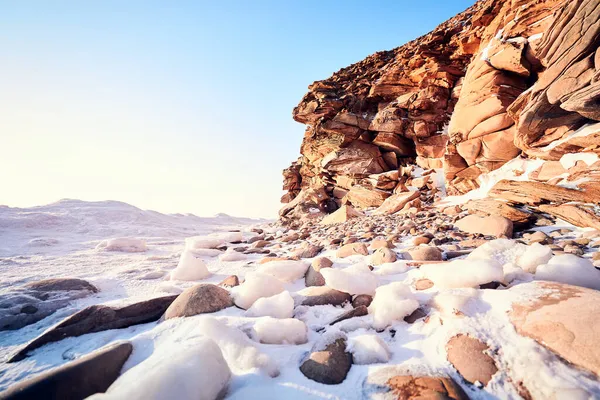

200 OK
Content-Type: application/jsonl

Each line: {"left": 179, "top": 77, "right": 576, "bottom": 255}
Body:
{"left": 281, "top": 0, "right": 600, "bottom": 220}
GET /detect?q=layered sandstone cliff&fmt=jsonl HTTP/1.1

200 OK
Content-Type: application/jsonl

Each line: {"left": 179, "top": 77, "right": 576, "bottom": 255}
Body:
{"left": 281, "top": 0, "right": 600, "bottom": 221}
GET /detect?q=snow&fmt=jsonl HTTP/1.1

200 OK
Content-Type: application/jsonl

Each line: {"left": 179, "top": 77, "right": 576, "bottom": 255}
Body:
{"left": 517, "top": 243, "right": 553, "bottom": 273}
{"left": 89, "top": 337, "right": 231, "bottom": 400}
{"left": 368, "top": 282, "right": 419, "bottom": 330}
{"left": 252, "top": 317, "right": 308, "bottom": 345}
{"left": 421, "top": 259, "right": 504, "bottom": 289}
{"left": 258, "top": 260, "right": 309, "bottom": 283}
{"left": 320, "top": 263, "right": 378, "bottom": 295}
{"left": 219, "top": 249, "right": 247, "bottom": 262}
{"left": 97, "top": 237, "right": 148, "bottom": 252}
{"left": 560, "top": 152, "right": 599, "bottom": 170}
{"left": 347, "top": 333, "right": 391, "bottom": 364}
{"left": 231, "top": 272, "right": 284, "bottom": 309}
{"left": 536, "top": 254, "right": 600, "bottom": 290}
{"left": 245, "top": 291, "right": 294, "bottom": 319}
{"left": 170, "top": 250, "right": 210, "bottom": 281}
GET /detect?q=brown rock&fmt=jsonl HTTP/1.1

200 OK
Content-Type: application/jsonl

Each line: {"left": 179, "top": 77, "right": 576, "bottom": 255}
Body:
{"left": 415, "top": 279, "right": 434, "bottom": 290}
{"left": 305, "top": 257, "right": 333, "bottom": 287}
{"left": 352, "top": 294, "right": 373, "bottom": 308}
{"left": 321, "top": 205, "right": 364, "bottom": 225}
{"left": 164, "top": 284, "right": 233, "bottom": 319}
{"left": 455, "top": 215, "right": 513, "bottom": 238}
{"left": 300, "top": 287, "right": 352, "bottom": 307}
{"left": 464, "top": 198, "right": 531, "bottom": 224}
{"left": 26, "top": 278, "right": 98, "bottom": 293}
{"left": 386, "top": 375, "right": 468, "bottom": 400}
{"left": 370, "top": 247, "right": 397, "bottom": 265}
{"left": 219, "top": 275, "right": 240, "bottom": 287}
{"left": 446, "top": 334, "right": 498, "bottom": 385}
{"left": 292, "top": 244, "right": 324, "bottom": 259}
{"left": 373, "top": 191, "right": 420, "bottom": 215}
{"left": 538, "top": 204, "right": 600, "bottom": 230}
{"left": 300, "top": 338, "right": 352, "bottom": 385}
{"left": 407, "top": 246, "right": 443, "bottom": 261}
{"left": 336, "top": 243, "right": 369, "bottom": 258}
{"left": 328, "top": 305, "right": 368, "bottom": 326}
{"left": 345, "top": 185, "right": 391, "bottom": 209}
{"left": 369, "top": 239, "right": 393, "bottom": 250}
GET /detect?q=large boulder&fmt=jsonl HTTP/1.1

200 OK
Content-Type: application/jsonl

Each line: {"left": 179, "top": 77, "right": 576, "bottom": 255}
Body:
{"left": 304, "top": 257, "right": 333, "bottom": 287}
{"left": 345, "top": 185, "right": 390, "bottom": 209}
{"left": 509, "top": 281, "right": 600, "bottom": 376}
{"left": 164, "top": 284, "right": 233, "bottom": 319}
{"left": 455, "top": 215, "right": 513, "bottom": 238}
{"left": 9, "top": 295, "right": 177, "bottom": 363}
{"left": 0, "top": 342, "right": 132, "bottom": 400}
{"left": 320, "top": 205, "right": 363, "bottom": 225}
{"left": 373, "top": 191, "right": 420, "bottom": 215}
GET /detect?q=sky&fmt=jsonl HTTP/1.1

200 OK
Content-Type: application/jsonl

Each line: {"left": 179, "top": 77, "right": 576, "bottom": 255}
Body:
{"left": 0, "top": 0, "right": 475, "bottom": 218}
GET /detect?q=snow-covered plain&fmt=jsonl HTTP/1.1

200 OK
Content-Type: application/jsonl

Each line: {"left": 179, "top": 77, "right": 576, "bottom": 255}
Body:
{"left": 1, "top": 199, "right": 600, "bottom": 399}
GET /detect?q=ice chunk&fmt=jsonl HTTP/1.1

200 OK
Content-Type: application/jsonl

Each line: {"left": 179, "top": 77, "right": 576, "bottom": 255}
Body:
{"left": 258, "top": 260, "right": 309, "bottom": 283}
{"left": 252, "top": 317, "right": 308, "bottom": 345}
{"left": 170, "top": 250, "right": 210, "bottom": 281}
{"left": 517, "top": 243, "right": 553, "bottom": 273}
{"left": 231, "top": 272, "right": 284, "bottom": 309}
{"left": 219, "top": 249, "right": 247, "bottom": 262}
{"left": 97, "top": 238, "right": 148, "bottom": 252}
{"left": 347, "top": 334, "right": 391, "bottom": 364}
{"left": 321, "top": 263, "right": 378, "bottom": 295}
{"left": 246, "top": 291, "right": 294, "bottom": 319}
{"left": 90, "top": 337, "right": 230, "bottom": 400}
{"left": 368, "top": 282, "right": 419, "bottom": 330}
{"left": 535, "top": 254, "right": 600, "bottom": 289}
{"left": 211, "top": 231, "right": 243, "bottom": 243}
{"left": 421, "top": 259, "right": 503, "bottom": 289}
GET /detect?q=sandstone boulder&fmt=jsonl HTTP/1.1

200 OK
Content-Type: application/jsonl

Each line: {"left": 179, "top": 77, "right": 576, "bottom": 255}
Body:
{"left": 509, "top": 281, "right": 600, "bottom": 376}
{"left": 336, "top": 243, "right": 369, "bottom": 258}
{"left": 455, "top": 215, "right": 513, "bottom": 238}
{"left": 373, "top": 191, "right": 420, "bottom": 215}
{"left": 320, "top": 205, "right": 363, "bottom": 225}
{"left": 164, "top": 284, "right": 233, "bottom": 319}
{"left": 369, "top": 247, "right": 397, "bottom": 265}
{"left": 300, "top": 287, "right": 352, "bottom": 307}
{"left": 407, "top": 246, "right": 443, "bottom": 261}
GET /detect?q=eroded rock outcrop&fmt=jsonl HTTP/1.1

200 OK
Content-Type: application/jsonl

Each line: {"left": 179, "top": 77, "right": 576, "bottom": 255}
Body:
{"left": 281, "top": 0, "right": 600, "bottom": 220}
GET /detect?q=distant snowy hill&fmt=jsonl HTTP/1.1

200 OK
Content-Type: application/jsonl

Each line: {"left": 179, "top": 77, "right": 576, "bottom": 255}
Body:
{"left": 0, "top": 199, "right": 268, "bottom": 257}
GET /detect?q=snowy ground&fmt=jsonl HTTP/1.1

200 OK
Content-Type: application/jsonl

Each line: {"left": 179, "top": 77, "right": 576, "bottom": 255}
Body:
{"left": 1, "top": 199, "right": 599, "bottom": 399}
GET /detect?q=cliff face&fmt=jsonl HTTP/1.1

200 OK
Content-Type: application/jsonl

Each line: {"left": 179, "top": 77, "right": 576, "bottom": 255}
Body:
{"left": 281, "top": 0, "right": 600, "bottom": 221}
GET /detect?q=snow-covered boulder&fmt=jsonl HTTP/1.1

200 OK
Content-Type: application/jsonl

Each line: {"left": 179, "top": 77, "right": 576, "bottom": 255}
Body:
{"left": 231, "top": 272, "right": 284, "bottom": 309}
{"left": 245, "top": 291, "right": 294, "bottom": 319}
{"left": 91, "top": 337, "right": 230, "bottom": 400}
{"left": 421, "top": 259, "right": 503, "bottom": 289}
{"left": 258, "top": 260, "right": 309, "bottom": 283}
{"left": 321, "top": 263, "right": 378, "bottom": 295}
{"left": 535, "top": 254, "right": 600, "bottom": 289}
{"left": 253, "top": 317, "right": 308, "bottom": 345}
{"left": 347, "top": 334, "right": 391, "bottom": 364}
{"left": 517, "top": 242, "right": 553, "bottom": 273}
{"left": 368, "top": 282, "right": 419, "bottom": 330}
{"left": 219, "top": 249, "right": 247, "bottom": 262}
{"left": 170, "top": 251, "right": 210, "bottom": 281}
{"left": 196, "top": 317, "right": 279, "bottom": 377}
{"left": 97, "top": 238, "right": 147, "bottom": 253}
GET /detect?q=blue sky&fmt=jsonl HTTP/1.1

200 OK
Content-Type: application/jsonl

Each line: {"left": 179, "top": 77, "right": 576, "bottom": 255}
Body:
{"left": 0, "top": 0, "right": 474, "bottom": 218}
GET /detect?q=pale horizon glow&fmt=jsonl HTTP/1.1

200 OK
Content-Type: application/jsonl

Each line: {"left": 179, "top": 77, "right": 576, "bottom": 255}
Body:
{"left": 0, "top": 0, "right": 475, "bottom": 218}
